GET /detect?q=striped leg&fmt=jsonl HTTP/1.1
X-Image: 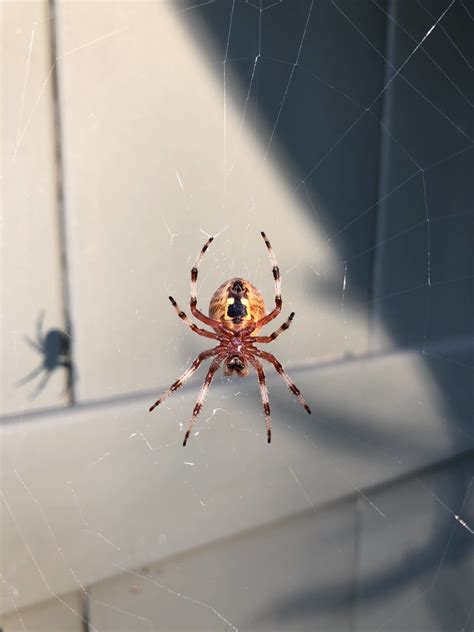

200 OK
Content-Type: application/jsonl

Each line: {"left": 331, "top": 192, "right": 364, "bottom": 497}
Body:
{"left": 251, "top": 312, "right": 295, "bottom": 343}
{"left": 190, "top": 236, "right": 213, "bottom": 303}
{"left": 256, "top": 231, "right": 282, "bottom": 328}
{"left": 149, "top": 349, "right": 220, "bottom": 412}
{"left": 255, "top": 349, "right": 311, "bottom": 414}
{"left": 183, "top": 356, "right": 223, "bottom": 446}
{"left": 189, "top": 236, "right": 230, "bottom": 332}
{"left": 169, "top": 296, "right": 221, "bottom": 341}
{"left": 248, "top": 356, "right": 272, "bottom": 443}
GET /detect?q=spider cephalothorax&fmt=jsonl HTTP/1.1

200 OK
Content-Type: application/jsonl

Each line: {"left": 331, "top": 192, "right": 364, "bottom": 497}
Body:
{"left": 221, "top": 335, "right": 250, "bottom": 377}
{"left": 149, "top": 232, "right": 311, "bottom": 446}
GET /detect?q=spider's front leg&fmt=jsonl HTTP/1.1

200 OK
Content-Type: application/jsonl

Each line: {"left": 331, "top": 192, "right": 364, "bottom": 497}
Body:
{"left": 255, "top": 349, "right": 311, "bottom": 414}
{"left": 16, "top": 363, "right": 44, "bottom": 387}
{"left": 248, "top": 356, "right": 272, "bottom": 443}
{"left": 183, "top": 354, "right": 224, "bottom": 446}
{"left": 149, "top": 348, "right": 222, "bottom": 412}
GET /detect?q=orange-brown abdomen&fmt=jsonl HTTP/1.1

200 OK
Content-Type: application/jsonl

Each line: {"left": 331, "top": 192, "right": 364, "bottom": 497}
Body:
{"left": 209, "top": 278, "right": 266, "bottom": 334}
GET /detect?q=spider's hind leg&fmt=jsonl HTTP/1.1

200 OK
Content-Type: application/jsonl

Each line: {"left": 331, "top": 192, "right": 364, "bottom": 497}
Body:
{"left": 254, "top": 231, "right": 283, "bottom": 329}
{"left": 190, "top": 236, "right": 214, "bottom": 306}
{"left": 188, "top": 236, "right": 229, "bottom": 332}
{"left": 261, "top": 231, "right": 281, "bottom": 303}
{"left": 190, "top": 236, "right": 214, "bottom": 321}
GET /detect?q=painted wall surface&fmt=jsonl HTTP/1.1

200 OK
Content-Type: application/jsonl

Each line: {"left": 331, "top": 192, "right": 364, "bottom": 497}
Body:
{"left": 1, "top": 1, "right": 472, "bottom": 630}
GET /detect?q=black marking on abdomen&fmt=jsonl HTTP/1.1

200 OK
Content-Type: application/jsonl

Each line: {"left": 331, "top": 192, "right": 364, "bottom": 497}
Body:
{"left": 227, "top": 297, "right": 247, "bottom": 322}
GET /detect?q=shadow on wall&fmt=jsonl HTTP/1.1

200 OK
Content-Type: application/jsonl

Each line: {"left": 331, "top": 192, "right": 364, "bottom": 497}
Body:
{"left": 174, "top": 0, "right": 473, "bottom": 628}
{"left": 16, "top": 311, "right": 74, "bottom": 400}
{"left": 247, "top": 452, "right": 474, "bottom": 630}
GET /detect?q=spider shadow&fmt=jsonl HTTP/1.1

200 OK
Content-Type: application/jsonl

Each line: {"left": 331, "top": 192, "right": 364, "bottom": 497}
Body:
{"left": 16, "top": 311, "right": 75, "bottom": 400}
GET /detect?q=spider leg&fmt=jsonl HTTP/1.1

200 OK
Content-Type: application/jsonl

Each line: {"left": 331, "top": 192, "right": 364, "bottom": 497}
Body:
{"left": 30, "top": 370, "right": 51, "bottom": 399}
{"left": 248, "top": 356, "right": 272, "bottom": 443}
{"left": 255, "top": 231, "right": 282, "bottom": 328}
{"left": 183, "top": 355, "right": 223, "bottom": 446}
{"left": 59, "top": 360, "right": 74, "bottom": 397}
{"left": 36, "top": 311, "right": 46, "bottom": 346}
{"left": 149, "top": 348, "right": 222, "bottom": 412}
{"left": 189, "top": 236, "right": 231, "bottom": 335}
{"left": 254, "top": 349, "right": 311, "bottom": 414}
{"left": 251, "top": 312, "right": 295, "bottom": 343}
{"left": 16, "top": 363, "right": 44, "bottom": 387}
{"left": 24, "top": 335, "right": 42, "bottom": 353}
{"left": 168, "top": 296, "right": 222, "bottom": 341}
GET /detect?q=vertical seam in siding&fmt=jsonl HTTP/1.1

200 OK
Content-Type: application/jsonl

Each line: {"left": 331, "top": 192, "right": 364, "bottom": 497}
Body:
{"left": 369, "top": 0, "right": 398, "bottom": 350}
{"left": 48, "top": 0, "right": 76, "bottom": 404}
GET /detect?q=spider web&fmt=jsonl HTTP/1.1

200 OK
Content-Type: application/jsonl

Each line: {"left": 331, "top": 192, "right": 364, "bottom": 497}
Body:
{"left": 1, "top": 0, "right": 474, "bottom": 631}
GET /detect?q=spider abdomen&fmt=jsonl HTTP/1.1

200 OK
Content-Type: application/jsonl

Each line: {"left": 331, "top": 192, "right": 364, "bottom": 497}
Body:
{"left": 209, "top": 278, "right": 266, "bottom": 333}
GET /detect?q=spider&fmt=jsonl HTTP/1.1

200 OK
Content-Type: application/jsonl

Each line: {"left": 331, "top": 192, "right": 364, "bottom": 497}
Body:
{"left": 149, "top": 231, "right": 311, "bottom": 445}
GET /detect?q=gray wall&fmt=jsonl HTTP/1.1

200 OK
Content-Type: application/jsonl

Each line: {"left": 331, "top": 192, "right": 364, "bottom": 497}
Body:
{"left": 1, "top": 1, "right": 473, "bottom": 630}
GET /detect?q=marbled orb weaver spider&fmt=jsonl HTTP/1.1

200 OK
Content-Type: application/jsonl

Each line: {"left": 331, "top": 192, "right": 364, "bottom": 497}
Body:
{"left": 149, "top": 231, "right": 311, "bottom": 445}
